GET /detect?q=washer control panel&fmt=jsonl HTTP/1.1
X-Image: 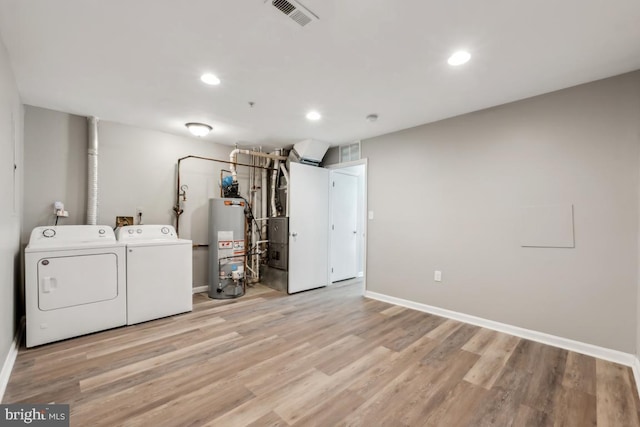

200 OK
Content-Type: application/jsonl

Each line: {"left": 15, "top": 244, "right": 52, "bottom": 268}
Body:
{"left": 115, "top": 225, "right": 178, "bottom": 241}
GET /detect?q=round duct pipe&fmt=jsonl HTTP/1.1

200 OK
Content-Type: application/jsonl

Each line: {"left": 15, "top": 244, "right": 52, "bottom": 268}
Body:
{"left": 87, "top": 116, "right": 99, "bottom": 225}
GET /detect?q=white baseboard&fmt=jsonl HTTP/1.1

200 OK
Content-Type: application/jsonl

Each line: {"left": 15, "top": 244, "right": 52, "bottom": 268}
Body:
{"left": 0, "top": 316, "right": 24, "bottom": 403}
{"left": 365, "top": 291, "right": 637, "bottom": 367}
{"left": 631, "top": 355, "right": 640, "bottom": 398}
{"left": 192, "top": 286, "right": 208, "bottom": 294}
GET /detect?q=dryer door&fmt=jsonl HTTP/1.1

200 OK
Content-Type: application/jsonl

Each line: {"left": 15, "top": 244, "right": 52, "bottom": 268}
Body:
{"left": 37, "top": 253, "right": 119, "bottom": 310}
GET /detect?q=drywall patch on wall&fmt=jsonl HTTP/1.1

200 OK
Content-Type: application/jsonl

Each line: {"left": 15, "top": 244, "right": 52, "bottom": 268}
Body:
{"left": 520, "top": 204, "right": 574, "bottom": 248}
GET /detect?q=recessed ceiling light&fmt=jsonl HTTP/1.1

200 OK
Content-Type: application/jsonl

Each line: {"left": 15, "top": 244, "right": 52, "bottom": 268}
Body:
{"left": 201, "top": 73, "right": 221, "bottom": 85}
{"left": 185, "top": 122, "right": 212, "bottom": 137}
{"left": 306, "top": 111, "right": 322, "bottom": 121}
{"left": 447, "top": 51, "right": 471, "bottom": 66}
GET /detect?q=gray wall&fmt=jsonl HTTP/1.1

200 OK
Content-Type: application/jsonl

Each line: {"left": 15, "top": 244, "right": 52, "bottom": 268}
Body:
{"left": 363, "top": 71, "right": 640, "bottom": 353}
{"left": 23, "top": 107, "right": 241, "bottom": 288}
{"left": 0, "top": 37, "right": 23, "bottom": 389}
{"left": 322, "top": 146, "right": 340, "bottom": 166}
{"left": 23, "top": 107, "right": 87, "bottom": 234}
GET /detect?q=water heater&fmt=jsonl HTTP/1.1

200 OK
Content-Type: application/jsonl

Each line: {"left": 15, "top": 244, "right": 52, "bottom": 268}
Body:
{"left": 208, "top": 198, "right": 246, "bottom": 299}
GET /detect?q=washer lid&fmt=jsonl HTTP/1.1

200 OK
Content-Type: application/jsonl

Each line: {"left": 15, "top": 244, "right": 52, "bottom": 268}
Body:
{"left": 27, "top": 225, "right": 118, "bottom": 249}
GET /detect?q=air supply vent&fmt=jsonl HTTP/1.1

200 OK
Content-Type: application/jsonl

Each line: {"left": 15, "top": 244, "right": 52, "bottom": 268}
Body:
{"left": 268, "top": 0, "right": 318, "bottom": 27}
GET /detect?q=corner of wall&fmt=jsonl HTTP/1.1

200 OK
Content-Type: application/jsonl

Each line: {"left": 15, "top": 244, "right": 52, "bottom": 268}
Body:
{"left": 0, "top": 318, "right": 24, "bottom": 402}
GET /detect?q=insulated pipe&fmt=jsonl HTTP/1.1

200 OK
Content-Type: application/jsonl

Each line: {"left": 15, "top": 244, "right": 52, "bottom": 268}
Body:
{"left": 271, "top": 149, "right": 281, "bottom": 217}
{"left": 229, "top": 149, "right": 286, "bottom": 183}
{"left": 261, "top": 158, "right": 270, "bottom": 235}
{"left": 280, "top": 163, "right": 290, "bottom": 217}
{"left": 87, "top": 116, "right": 99, "bottom": 225}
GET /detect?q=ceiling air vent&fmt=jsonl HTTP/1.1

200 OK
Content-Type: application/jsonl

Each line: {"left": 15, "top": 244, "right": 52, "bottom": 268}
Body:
{"left": 268, "top": 0, "right": 319, "bottom": 27}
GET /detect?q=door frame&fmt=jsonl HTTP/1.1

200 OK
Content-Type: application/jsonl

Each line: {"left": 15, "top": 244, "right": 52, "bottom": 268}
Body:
{"left": 326, "top": 158, "right": 368, "bottom": 292}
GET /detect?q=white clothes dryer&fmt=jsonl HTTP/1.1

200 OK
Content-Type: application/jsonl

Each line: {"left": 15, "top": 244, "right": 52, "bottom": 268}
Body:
{"left": 25, "top": 225, "right": 127, "bottom": 347}
{"left": 115, "top": 225, "right": 193, "bottom": 325}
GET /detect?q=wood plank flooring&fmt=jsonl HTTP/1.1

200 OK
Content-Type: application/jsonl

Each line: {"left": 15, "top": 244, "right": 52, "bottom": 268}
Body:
{"left": 4, "top": 282, "right": 640, "bottom": 426}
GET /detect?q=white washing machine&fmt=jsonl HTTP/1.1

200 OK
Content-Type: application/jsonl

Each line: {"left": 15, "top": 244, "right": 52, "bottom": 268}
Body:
{"left": 25, "top": 225, "right": 127, "bottom": 347}
{"left": 115, "top": 225, "right": 193, "bottom": 325}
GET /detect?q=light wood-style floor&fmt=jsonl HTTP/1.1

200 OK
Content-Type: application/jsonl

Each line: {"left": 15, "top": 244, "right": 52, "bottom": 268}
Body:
{"left": 5, "top": 282, "right": 640, "bottom": 426}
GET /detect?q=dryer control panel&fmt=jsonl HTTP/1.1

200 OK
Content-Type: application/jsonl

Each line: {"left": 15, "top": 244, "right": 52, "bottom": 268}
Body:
{"left": 28, "top": 225, "right": 115, "bottom": 247}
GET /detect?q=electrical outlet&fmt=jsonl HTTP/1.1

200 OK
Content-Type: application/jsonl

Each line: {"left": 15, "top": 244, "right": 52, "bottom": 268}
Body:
{"left": 434, "top": 270, "right": 442, "bottom": 282}
{"left": 135, "top": 207, "right": 143, "bottom": 225}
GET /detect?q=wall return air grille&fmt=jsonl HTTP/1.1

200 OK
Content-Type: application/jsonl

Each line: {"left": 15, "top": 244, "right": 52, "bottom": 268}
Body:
{"left": 269, "top": 0, "right": 319, "bottom": 27}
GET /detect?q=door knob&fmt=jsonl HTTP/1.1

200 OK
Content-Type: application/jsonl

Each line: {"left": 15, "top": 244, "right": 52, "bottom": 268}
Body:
{"left": 291, "top": 232, "right": 298, "bottom": 237}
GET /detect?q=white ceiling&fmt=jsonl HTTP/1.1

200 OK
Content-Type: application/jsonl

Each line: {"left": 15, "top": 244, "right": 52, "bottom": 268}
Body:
{"left": 1, "top": 0, "right": 639, "bottom": 147}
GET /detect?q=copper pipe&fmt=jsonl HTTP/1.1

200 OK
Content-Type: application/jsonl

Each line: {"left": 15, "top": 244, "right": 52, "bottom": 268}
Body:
{"left": 174, "top": 155, "right": 277, "bottom": 236}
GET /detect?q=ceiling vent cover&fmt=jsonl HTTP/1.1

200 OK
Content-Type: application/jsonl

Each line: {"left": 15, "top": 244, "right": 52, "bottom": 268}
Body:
{"left": 269, "top": 0, "right": 319, "bottom": 27}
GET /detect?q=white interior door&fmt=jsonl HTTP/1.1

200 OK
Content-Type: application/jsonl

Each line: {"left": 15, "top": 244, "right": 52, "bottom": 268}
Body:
{"left": 288, "top": 162, "right": 329, "bottom": 293}
{"left": 331, "top": 171, "right": 358, "bottom": 281}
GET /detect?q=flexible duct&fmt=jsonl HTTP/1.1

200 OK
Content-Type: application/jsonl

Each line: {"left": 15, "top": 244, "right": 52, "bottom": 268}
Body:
{"left": 87, "top": 116, "right": 99, "bottom": 225}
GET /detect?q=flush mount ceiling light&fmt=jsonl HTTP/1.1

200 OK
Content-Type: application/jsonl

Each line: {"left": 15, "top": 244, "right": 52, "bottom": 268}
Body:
{"left": 447, "top": 51, "right": 471, "bottom": 66}
{"left": 306, "top": 111, "right": 322, "bottom": 121}
{"left": 200, "top": 73, "right": 221, "bottom": 85}
{"left": 185, "top": 122, "right": 212, "bottom": 137}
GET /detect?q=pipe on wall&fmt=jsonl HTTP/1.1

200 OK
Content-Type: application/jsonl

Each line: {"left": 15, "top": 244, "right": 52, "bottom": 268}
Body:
{"left": 174, "top": 154, "right": 277, "bottom": 236}
{"left": 229, "top": 148, "right": 286, "bottom": 183}
{"left": 87, "top": 116, "right": 99, "bottom": 225}
{"left": 261, "top": 158, "right": 270, "bottom": 234}
{"left": 271, "top": 149, "right": 282, "bottom": 217}
{"left": 280, "top": 162, "right": 289, "bottom": 217}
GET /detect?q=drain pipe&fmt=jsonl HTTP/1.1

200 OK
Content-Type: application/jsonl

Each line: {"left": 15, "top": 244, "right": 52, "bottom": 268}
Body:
{"left": 87, "top": 116, "right": 99, "bottom": 225}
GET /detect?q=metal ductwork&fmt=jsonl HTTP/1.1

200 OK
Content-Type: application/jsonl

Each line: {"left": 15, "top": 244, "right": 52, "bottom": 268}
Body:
{"left": 87, "top": 116, "right": 99, "bottom": 225}
{"left": 288, "top": 139, "right": 330, "bottom": 166}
